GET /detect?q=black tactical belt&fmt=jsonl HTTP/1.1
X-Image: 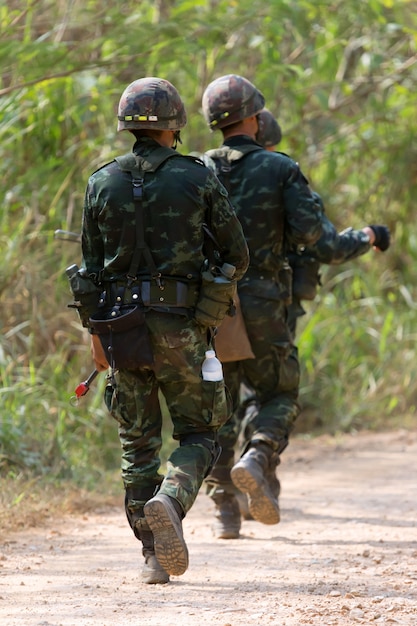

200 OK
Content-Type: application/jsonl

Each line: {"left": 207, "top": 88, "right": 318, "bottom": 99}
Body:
{"left": 105, "top": 279, "right": 199, "bottom": 309}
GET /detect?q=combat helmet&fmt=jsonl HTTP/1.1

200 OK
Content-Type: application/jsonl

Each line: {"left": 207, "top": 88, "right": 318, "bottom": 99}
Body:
{"left": 202, "top": 74, "right": 265, "bottom": 131}
{"left": 117, "top": 77, "right": 187, "bottom": 132}
{"left": 256, "top": 108, "right": 282, "bottom": 148}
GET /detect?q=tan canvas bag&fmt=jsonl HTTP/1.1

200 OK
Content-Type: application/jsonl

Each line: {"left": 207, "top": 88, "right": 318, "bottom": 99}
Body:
{"left": 215, "top": 293, "right": 255, "bottom": 362}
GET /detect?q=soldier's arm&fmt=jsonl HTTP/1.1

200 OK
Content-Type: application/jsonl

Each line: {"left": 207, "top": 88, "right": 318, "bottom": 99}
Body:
{"left": 81, "top": 180, "right": 105, "bottom": 277}
{"left": 281, "top": 159, "right": 323, "bottom": 248}
{"left": 299, "top": 193, "right": 390, "bottom": 263}
{"left": 205, "top": 172, "right": 249, "bottom": 282}
{"left": 301, "top": 213, "right": 372, "bottom": 264}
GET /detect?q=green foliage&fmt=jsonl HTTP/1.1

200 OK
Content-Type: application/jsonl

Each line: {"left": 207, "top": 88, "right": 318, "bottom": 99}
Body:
{"left": 1, "top": 0, "right": 417, "bottom": 484}
{"left": 297, "top": 261, "right": 417, "bottom": 432}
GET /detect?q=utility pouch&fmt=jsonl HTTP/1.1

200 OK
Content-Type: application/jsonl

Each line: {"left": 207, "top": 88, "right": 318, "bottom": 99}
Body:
{"left": 291, "top": 256, "right": 321, "bottom": 301}
{"left": 89, "top": 305, "right": 154, "bottom": 370}
{"left": 66, "top": 265, "right": 102, "bottom": 328}
{"left": 201, "top": 379, "right": 232, "bottom": 430}
{"left": 195, "top": 271, "right": 237, "bottom": 328}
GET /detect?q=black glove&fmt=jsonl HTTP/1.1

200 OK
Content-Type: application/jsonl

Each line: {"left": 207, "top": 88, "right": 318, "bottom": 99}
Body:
{"left": 369, "top": 225, "right": 390, "bottom": 251}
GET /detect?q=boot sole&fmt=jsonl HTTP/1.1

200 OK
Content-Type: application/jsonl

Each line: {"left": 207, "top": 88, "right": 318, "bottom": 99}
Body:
{"left": 231, "top": 465, "right": 280, "bottom": 525}
{"left": 144, "top": 495, "right": 189, "bottom": 576}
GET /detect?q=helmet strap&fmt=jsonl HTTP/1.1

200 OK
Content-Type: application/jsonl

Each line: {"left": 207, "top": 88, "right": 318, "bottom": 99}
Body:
{"left": 173, "top": 130, "right": 182, "bottom": 149}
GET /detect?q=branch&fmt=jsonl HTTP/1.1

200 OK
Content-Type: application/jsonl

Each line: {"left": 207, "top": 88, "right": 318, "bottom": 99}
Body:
{"left": 0, "top": 52, "right": 152, "bottom": 97}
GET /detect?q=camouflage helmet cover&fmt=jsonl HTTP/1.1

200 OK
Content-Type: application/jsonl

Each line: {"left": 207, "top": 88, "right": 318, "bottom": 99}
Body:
{"left": 117, "top": 77, "right": 187, "bottom": 132}
{"left": 256, "top": 108, "right": 282, "bottom": 148}
{"left": 202, "top": 74, "right": 265, "bottom": 130}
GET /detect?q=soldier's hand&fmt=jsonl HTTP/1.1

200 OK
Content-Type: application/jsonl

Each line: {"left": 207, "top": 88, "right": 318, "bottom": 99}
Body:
{"left": 368, "top": 224, "right": 391, "bottom": 251}
{"left": 90, "top": 335, "right": 109, "bottom": 371}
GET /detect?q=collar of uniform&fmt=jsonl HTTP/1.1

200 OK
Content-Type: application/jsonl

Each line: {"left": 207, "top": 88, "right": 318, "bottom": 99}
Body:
{"left": 132, "top": 136, "right": 161, "bottom": 156}
{"left": 223, "top": 135, "right": 260, "bottom": 148}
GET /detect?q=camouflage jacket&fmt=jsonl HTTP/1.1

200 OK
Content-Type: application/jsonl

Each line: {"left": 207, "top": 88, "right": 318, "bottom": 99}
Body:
{"left": 81, "top": 137, "right": 249, "bottom": 284}
{"left": 300, "top": 219, "right": 371, "bottom": 265}
{"left": 288, "top": 196, "right": 372, "bottom": 302}
{"left": 205, "top": 136, "right": 323, "bottom": 277}
{"left": 299, "top": 193, "right": 371, "bottom": 265}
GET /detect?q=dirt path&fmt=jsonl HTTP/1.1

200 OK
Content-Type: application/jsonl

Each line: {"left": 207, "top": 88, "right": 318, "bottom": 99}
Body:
{"left": 1, "top": 430, "right": 416, "bottom": 626}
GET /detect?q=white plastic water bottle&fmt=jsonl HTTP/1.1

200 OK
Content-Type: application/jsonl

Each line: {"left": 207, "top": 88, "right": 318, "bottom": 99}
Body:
{"left": 201, "top": 349, "right": 223, "bottom": 381}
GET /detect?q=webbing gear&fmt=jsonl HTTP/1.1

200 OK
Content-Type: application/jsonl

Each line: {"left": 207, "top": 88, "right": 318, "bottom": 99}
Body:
{"left": 205, "top": 144, "right": 263, "bottom": 193}
{"left": 115, "top": 148, "right": 178, "bottom": 288}
{"left": 89, "top": 147, "right": 169, "bottom": 371}
{"left": 105, "top": 280, "right": 198, "bottom": 309}
{"left": 207, "top": 144, "right": 287, "bottom": 280}
{"left": 203, "top": 145, "right": 262, "bottom": 266}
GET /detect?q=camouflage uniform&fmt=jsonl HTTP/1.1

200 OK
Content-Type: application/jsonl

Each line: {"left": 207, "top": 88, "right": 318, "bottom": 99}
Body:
{"left": 206, "top": 177, "right": 372, "bottom": 517}
{"left": 200, "top": 75, "right": 324, "bottom": 533}
{"left": 82, "top": 139, "right": 249, "bottom": 514}
{"left": 209, "top": 105, "right": 389, "bottom": 535}
{"left": 203, "top": 137, "right": 323, "bottom": 520}
{"left": 81, "top": 77, "right": 249, "bottom": 580}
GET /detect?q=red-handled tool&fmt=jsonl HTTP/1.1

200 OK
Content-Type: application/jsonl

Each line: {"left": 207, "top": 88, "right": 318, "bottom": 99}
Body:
{"left": 71, "top": 369, "right": 99, "bottom": 404}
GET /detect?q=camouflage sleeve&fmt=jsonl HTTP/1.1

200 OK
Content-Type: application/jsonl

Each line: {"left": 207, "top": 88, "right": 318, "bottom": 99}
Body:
{"left": 80, "top": 178, "right": 105, "bottom": 278}
{"left": 301, "top": 194, "right": 371, "bottom": 264}
{"left": 281, "top": 158, "right": 323, "bottom": 248}
{"left": 303, "top": 215, "right": 371, "bottom": 264}
{"left": 205, "top": 170, "right": 249, "bottom": 281}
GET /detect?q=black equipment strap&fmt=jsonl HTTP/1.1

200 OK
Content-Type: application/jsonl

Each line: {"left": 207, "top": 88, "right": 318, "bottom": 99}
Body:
{"left": 205, "top": 144, "right": 263, "bottom": 192}
{"left": 115, "top": 149, "right": 177, "bottom": 288}
{"left": 129, "top": 172, "right": 160, "bottom": 286}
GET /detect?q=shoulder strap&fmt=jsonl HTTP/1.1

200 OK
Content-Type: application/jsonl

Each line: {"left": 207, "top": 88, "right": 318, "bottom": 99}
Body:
{"left": 205, "top": 144, "right": 263, "bottom": 163}
{"left": 115, "top": 149, "right": 177, "bottom": 287}
{"left": 205, "top": 145, "right": 263, "bottom": 192}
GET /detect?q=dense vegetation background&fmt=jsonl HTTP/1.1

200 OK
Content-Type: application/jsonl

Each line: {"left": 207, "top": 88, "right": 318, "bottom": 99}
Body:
{"left": 1, "top": 0, "right": 417, "bottom": 497}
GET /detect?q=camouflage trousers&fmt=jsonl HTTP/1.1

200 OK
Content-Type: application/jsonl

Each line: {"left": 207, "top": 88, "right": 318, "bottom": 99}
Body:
{"left": 104, "top": 310, "right": 230, "bottom": 523}
{"left": 207, "top": 290, "right": 300, "bottom": 493}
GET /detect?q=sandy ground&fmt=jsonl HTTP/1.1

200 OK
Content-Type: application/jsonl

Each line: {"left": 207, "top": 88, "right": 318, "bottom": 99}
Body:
{"left": 1, "top": 429, "right": 416, "bottom": 626}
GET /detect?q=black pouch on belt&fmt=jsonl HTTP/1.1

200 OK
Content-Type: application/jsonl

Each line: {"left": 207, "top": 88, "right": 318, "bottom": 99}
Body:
{"left": 89, "top": 304, "right": 154, "bottom": 370}
{"left": 290, "top": 255, "right": 321, "bottom": 301}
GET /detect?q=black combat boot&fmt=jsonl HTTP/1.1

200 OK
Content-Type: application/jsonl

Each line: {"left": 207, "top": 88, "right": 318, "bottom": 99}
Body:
{"left": 211, "top": 489, "right": 241, "bottom": 539}
{"left": 231, "top": 442, "right": 280, "bottom": 525}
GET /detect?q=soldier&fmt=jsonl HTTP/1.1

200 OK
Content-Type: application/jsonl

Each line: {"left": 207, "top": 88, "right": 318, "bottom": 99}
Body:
{"left": 225, "top": 108, "right": 391, "bottom": 528}
{"left": 80, "top": 77, "right": 249, "bottom": 582}
{"left": 200, "top": 74, "right": 324, "bottom": 538}
{"left": 203, "top": 75, "right": 389, "bottom": 538}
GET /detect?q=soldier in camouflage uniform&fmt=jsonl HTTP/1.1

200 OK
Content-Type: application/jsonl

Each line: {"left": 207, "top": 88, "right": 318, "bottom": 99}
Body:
{"left": 227, "top": 108, "right": 391, "bottom": 527}
{"left": 200, "top": 74, "right": 324, "bottom": 538}
{"left": 80, "top": 77, "right": 249, "bottom": 582}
